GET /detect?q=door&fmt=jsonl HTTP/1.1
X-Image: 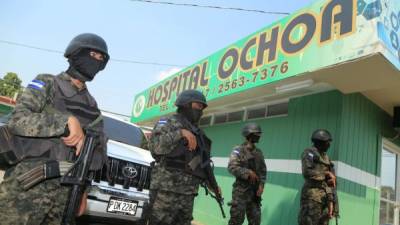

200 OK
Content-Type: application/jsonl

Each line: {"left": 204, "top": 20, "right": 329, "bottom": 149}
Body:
{"left": 380, "top": 139, "right": 400, "bottom": 225}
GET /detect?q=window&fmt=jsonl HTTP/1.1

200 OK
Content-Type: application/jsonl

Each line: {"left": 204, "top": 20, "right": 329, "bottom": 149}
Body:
{"left": 267, "top": 102, "right": 288, "bottom": 117}
{"left": 381, "top": 149, "right": 397, "bottom": 201}
{"left": 213, "top": 110, "right": 244, "bottom": 125}
{"left": 199, "top": 116, "right": 212, "bottom": 126}
{"left": 247, "top": 102, "right": 288, "bottom": 120}
{"left": 206, "top": 101, "right": 288, "bottom": 126}
{"left": 247, "top": 106, "right": 267, "bottom": 120}
{"left": 214, "top": 113, "right": 227, "bottom": 124}
{"left": 103, "top": 116, "right": 144, "bottom": 148}
{"left": 380, "top": 144, "right": 400, "bottom": 225}
{"left": 227, "top": 111, "right": 244, "bottom": 122}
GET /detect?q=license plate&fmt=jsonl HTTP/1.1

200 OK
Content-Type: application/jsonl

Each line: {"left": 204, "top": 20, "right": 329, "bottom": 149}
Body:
{"left": 107, "top": 197, "right": 138, "bottom": 216}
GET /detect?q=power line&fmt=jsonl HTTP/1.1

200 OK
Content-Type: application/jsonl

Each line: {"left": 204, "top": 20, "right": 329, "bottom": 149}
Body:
{"left": 130, "top": 0, "right": 290, "bottom": 15}
{"left": 110, "top": 57, "right": 185, "bottom": 67}
{"left": 0, "top": 40, "right": 187, "bottom": 67}
{"left": 0, "top": 40, "right": 63, "bottom": 54}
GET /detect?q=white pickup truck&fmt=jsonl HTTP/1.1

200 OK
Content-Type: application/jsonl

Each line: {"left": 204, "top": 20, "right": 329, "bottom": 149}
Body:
{"left": 79, "top": 112, "right": 153, "bottom": 225}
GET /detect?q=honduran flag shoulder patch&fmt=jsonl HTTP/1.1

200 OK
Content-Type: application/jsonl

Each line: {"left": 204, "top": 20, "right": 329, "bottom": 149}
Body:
{"left": 156, "top": 118, "right": 168, "bottom": 126}
{"left": 27, "top": 79, "right": 46, "bottom": 91}
{"left": 232, "top": 148, "right": 241, "bottom": 156}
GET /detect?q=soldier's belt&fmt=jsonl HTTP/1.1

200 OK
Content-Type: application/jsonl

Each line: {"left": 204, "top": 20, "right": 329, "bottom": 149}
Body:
{"left": 17, "top": 160, "right": 73, "bottom": 191}
{"left": 305, "top": 180, "right": 326, "bottom": 188}
{"left": 163, "top": 160, "right": 187, "bottom": 170}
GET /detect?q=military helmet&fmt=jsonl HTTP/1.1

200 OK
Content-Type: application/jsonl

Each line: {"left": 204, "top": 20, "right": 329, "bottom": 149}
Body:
{"left": 311, "top": 129, "right": 332, "bottom": 142}
{"left": 242, "top": 123, "right": 262, "bottom": 137}
{"left": 64, "top": 33, "right": 109, "bottom": 58}
{"left": 175, "top": 90, "right": 208, "bottom": 108}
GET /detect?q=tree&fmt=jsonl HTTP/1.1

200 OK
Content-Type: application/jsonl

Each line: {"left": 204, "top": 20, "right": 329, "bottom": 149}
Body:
{"left": 0, "top": 72, "right": 22, "bottom": 98}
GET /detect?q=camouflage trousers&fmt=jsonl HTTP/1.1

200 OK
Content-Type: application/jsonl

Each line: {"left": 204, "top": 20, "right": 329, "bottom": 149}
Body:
{"left": 298, "top": 200, "right": 329, "bottom": 225}
{"left": 147, "top": 189, "right": 196, "bottom": 225}
{"left": 228, "top": 188, "right": 261, "bottom": 225}
{"left": 0, "top": 159, "right": 70, "bottom": 225}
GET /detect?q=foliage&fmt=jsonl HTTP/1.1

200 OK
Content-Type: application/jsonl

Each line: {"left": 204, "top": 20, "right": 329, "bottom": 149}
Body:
{"left": 0, "top": 72, "right": 22, "bottom": 98}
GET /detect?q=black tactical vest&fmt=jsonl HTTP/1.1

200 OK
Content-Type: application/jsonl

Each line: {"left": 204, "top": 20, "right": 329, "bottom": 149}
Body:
{"left": 13, "top": 73, "right": 105, "bottom": 169}
{"left": 162, "top": 114, "right": 211, "bottom": 180}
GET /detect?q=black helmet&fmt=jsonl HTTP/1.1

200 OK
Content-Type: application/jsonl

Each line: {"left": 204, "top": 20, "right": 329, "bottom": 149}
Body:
{"left": 311, "top": 129, "right": 332, "bottom": 142}
{"left": 175, "top": 90, "right": 208, "bottom": 108}
{"left": 64, "top": 33, "right": 109, "bottom": 59}
{"left": 242, "top": 123, "right": 262, "bottom": 137}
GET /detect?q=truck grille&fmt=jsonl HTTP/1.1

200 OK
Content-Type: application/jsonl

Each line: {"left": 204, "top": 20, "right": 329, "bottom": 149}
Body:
{"left": 93, "top": 157, "right": 151, "bottom": 191}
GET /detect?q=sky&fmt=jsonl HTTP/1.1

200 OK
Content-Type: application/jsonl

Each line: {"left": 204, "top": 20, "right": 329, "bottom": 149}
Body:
{"left": 0, "top": 0, "right": 314, "bottom": 116}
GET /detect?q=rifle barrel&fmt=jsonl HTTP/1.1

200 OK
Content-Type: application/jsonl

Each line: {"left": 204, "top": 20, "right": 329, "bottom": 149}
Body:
{"left": 61, "top": 130, "right": 99, "bottom": 225}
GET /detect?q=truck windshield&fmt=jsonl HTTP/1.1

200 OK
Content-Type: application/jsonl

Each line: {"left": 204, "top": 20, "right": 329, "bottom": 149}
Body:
{"left": 103, "top": 116, "right": 143, "bottom": 148}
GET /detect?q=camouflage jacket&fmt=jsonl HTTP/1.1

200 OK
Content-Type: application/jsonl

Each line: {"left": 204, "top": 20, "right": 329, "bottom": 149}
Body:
{"left": 148, "top": 114, "right": 204, "bottom": 194}
{"left": 301, "top": 147, "right": 334, "bottom": 203}
{"left": 8, "top": 72, "right": 107, "bottom": 170}
{"left": 228, "top": 141, "right": 267, "bottom": 192}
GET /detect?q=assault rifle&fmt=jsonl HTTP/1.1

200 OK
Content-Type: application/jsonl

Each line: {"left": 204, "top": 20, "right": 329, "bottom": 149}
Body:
{"left": 248, "top": 158, "right": 262, "bottom": 206}
{"left": 188, "top": 123, "right": 226, "bottom": 219}
{"left": 203, "top": 162, "right": 226, "bottom": 219}
{"left": 61, "top": 129, "right": 99, "bottom": 225}
{"left": 328, "top": 163, "right": 339, "bottom": 225}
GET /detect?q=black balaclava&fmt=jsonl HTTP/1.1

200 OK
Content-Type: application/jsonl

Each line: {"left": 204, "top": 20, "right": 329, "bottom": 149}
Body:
{"left": 66, "top": 49, "right": 107, "bottom": 82}
{"left": 179, "top": 105, "right": 203, "bottom": 124}
{"left": 247, "top": 133, "right": 261, "bottom": 143}
{"left": 314, "top": 140, "right": 331, "bottom": 153}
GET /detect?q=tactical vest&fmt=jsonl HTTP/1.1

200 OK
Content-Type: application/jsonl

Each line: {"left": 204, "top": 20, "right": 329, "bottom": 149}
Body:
{"left": 7, "top": 73, "right": 103, "bottom": 168}
{"left": 233, "top": 144, "right": 259, "bottom": 185}
{"left": 160, "top": 114, "right": 211, "bottom": 180}
{"left": 304, "top": 147, "right": 332, "bottom": 188}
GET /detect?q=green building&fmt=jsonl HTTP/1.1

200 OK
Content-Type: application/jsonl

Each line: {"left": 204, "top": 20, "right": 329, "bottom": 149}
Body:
{"left": 132, "top": 0, "right": 400, "bottom": 224}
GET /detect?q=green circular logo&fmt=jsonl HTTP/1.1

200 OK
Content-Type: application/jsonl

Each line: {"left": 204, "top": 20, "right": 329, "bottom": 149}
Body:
{"left": 133, "top": 95, "right": 146, "bottom": 118}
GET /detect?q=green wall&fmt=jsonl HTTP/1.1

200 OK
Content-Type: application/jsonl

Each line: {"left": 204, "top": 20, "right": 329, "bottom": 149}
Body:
{"left": 205, "top": 91, "right": 343, "bottom": 161}
{"left": 339, "top": 93, "right": 394, "bottom": 176}
{"left": 193, "top": 90, "right": 396, "bottom": 225}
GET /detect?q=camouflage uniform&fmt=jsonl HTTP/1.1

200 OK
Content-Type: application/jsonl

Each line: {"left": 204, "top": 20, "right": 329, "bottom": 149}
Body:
{"left": 0, "top": 160, "right": 70, "bottom": 225}
{"left": 298, "top": 147, "right": 334, "bottom": 225}
{"left": 228, "top": 141, "right": 267, "bottom": 225}
{"left": 0, "top": 73, "right": 106, "bottom": 225}
{"left": 147, "top": 114, "right": 206, "bottom": 225}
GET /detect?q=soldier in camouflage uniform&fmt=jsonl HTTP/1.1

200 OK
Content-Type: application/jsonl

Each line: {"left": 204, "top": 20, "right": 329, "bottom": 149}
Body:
{"left": 298, "top": 129, "right": 337, "bottom": 225}
{"left": 147, "top": 90, "right": 221, "bottom": 225}
{"left": 0, "top": 33, "right": 109, "bottom": 225}
{"left": 228, "top": 123, "right": 267, "bottom": 225}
